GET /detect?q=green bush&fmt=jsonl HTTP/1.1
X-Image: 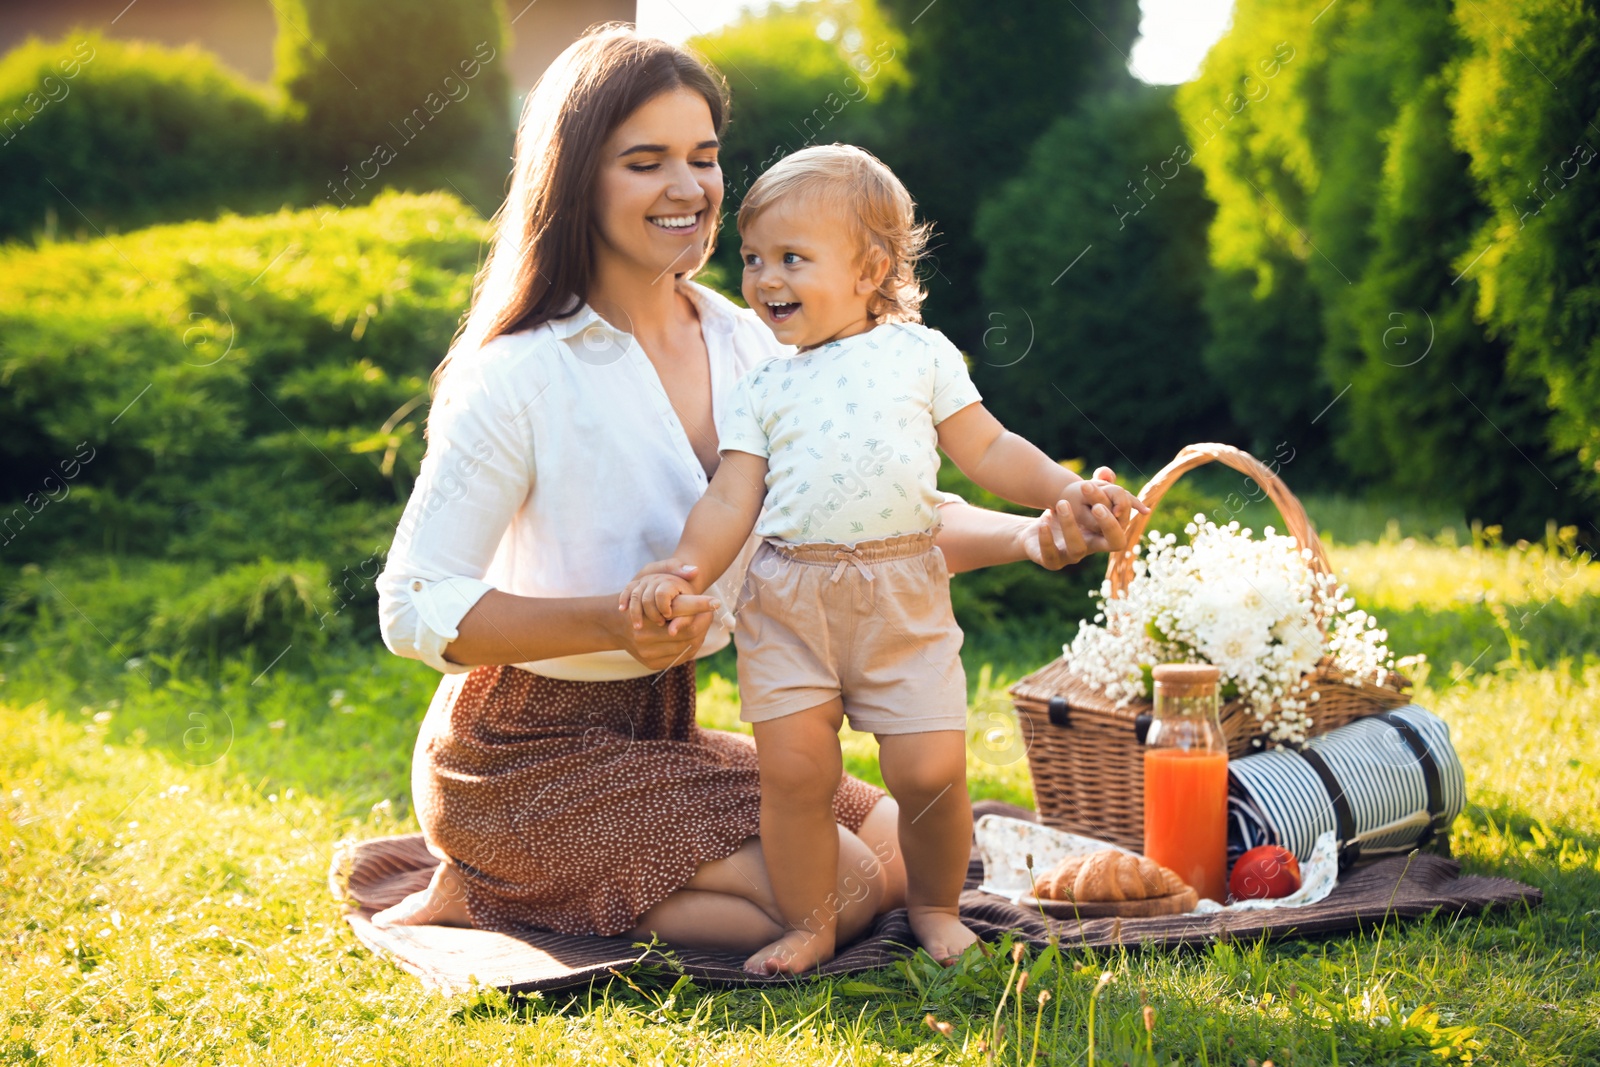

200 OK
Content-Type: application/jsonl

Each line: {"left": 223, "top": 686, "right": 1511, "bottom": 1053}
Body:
{"left": 691, "top": 0, "right": 907, "bottom": 284}
{"left": 0, "top": 192, "right": 487, "bottom": 597}
{"left": 1176, "top": 0, "right": 1594, "bottom": 526}
{"left": 1197, "top": 258, "right": 1339, "bottom": 478}
{"left": 1175, "top": 3, "right": 1339, "bottom": 480}
{"left": 1451, "top": 0, "right": 1600, "bottom": 506}
{"left": 0, "top": 33, "right": 290, "bottom": 242}
{"left": 144, "top": 558, "right": 342, "bottom": 658}
{"left": 272, "top": 0, "right": 513, "bottom": 216}
{"left": 1330, "top": 70, "right": 1578, "bottom": 529}
{"left": 1299, "top": 1, "right": 1578, "bottom": 530}
{"left": 0, "top": 554, "right": 349, "bottom": 682}
{"left": 875, "top": 0, "right": 1139, "bottom": 350}
{"left": 975, "top": 85, "right": 1233, "bottom": 470}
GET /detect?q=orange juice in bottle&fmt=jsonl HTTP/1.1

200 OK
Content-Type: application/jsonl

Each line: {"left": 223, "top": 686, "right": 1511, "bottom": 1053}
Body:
{"left": 1143, "top": 663, "right": 1229, "bottom": 903}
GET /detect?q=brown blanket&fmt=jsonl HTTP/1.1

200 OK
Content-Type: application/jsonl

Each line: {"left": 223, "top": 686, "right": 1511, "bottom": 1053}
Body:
{"left": 332, "top": 799, "right": 1540, "bottom": 995}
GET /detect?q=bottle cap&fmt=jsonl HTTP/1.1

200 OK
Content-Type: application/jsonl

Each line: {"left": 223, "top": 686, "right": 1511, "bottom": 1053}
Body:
{"left": 1152, "top": 662, "right": 1220, "bottom": 697}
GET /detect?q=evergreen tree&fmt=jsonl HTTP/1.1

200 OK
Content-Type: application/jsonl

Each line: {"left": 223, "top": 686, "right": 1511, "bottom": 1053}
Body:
{"left": 976, "top": 86, "right": 1232, "bottom": 469}
{"left": 1451, "top": 0, "right": 1600, "bottom": 510}
{"left": 1313, "top": 3, "right": 1578, "bottom": 528}
{"left": 877, "top": 0, "right": 1139, "bottom": 351}
{"left": 273, "top": 0, "right": 513, "bottom": 214}
{"left": 1174, "top": 0, "right": 1335, "bottom": 476}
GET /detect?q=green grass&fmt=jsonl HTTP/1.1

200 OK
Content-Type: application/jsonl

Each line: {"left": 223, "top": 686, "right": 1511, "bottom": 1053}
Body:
{"left": 4, "top": 499, "right": 1599, "bottom": 1064}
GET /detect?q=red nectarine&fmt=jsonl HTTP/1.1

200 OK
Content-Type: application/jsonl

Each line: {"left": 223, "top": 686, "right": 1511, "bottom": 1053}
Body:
{"left": 1229, "top": 844, "right": 1302, "bottom": 900}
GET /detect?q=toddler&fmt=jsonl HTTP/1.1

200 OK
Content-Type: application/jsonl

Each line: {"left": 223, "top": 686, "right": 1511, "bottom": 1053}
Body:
{"left": 620, "top": 144, "right": 1141, "bottom": 974}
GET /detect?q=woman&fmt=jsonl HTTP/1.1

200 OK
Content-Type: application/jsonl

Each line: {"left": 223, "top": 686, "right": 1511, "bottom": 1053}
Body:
{"left": 371, "top": 24, "right": 1131, "bottom": 973}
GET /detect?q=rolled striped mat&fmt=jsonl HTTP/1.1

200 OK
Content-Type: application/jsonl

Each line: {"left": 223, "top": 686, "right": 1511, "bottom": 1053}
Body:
{"left": 1227, "top": 705, "right": 1465, "bottom": 868}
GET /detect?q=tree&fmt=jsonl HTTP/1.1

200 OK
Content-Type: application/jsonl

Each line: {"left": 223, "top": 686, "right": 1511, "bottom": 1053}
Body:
{"left": 975, "top": 86, "right": 1233, "bottom": 469}
{"left": 1174, "top": 0, "right": 1340, "bottom": 479}
{"left": 1308, "top": 0, "right": 1579, "bottom": 529}
{"left": 1303, "top": 0, "right": 1444, "bottom": 381}
{"left": 272, "top": 0, "right": 513, "bottom": 215}
{"left": 1336, "top": 74, "right": 1578, "bottom": 528}
{"left": 1170, "top": 0, "right": 1582, "bottom": 514}
{"left": 689, "top": 0, "right": 908, "bottom": 287}
{"left": 1451, "top": 0, "right": 1600, "bottom": 508}
{"left": 877, "top": 0, "right": 1139, "bottom": 352}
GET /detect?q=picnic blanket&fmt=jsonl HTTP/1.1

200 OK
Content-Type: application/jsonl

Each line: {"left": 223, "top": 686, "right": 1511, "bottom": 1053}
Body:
{"left": 332, "top": 799, "right": 1540, "bottom": 995}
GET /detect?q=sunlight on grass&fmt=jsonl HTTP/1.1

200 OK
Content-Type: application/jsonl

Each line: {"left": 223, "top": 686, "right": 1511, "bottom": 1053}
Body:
{"left": 1330, "top": 525, "right": 1598, "bottom": 615}
{"left": 6, "top": 654, "right": 1596, "bottom": 1063}
{"left": 1329, "top": 526, "right": 1599, "bottom": 680}
{"left": 4, "top": 512, "right": 1599, "bottom": 1063}
{"left": 1433, "top": 665, "right": 1600, "bottom": 841}
{"left": 1, "top": 705, "right": 946, "bottom": 1065}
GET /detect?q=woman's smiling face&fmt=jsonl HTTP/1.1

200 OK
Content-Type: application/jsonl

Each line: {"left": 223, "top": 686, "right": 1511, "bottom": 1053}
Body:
{"left": 592, "top": 88, "right": 723, "bottom": 281}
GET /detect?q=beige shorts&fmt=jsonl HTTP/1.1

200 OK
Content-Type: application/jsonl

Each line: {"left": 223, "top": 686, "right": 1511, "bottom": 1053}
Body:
{"left": 731, "top": 530, "right": 968, "bottom": 735}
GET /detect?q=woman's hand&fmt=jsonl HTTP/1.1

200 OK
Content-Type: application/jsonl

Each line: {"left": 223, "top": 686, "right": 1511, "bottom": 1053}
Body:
{"left": 617, "top": 596, "right": 718, "bottom": 670}
{"left": 934, "top": 468, "right": 1140, "bottom": 574}
{"left": 613, "top": 562, "right": 720, "bottom": 671}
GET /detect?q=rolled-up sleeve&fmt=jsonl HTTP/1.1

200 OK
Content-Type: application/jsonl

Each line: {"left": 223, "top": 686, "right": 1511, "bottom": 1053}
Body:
{"left": 376, "top": 349, "right": 535, "bottom": 673}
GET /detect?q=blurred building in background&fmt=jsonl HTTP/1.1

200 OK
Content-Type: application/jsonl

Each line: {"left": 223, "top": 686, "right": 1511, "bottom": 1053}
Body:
{"left": 0, "top": 0, "right": 636, "bottom": 90}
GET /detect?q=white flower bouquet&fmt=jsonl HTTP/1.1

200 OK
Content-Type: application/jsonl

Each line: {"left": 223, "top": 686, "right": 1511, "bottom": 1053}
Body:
{"left": 1066, "top": 515, "right": 1416, "bottom": 748}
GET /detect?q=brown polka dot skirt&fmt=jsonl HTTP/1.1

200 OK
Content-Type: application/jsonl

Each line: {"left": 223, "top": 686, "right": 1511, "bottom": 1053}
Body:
{"left": 411, "top": 662, "right": 887, "bottom": 938}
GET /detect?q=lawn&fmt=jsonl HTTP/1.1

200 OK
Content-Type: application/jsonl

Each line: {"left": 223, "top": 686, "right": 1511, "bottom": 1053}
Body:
{"left": 3, "top": 507, "right": 1598, "bottom": 1065}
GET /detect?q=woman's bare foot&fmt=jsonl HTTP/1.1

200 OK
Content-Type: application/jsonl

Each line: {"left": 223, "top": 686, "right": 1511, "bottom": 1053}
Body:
{"left": 371, "top": 861, "right": 473, "bottom": 928}
{"left": 742, "top": 929, "right": 834, "bottom": 976}
{"left": 907, "top": 905, "right": 978, "bottom": 966}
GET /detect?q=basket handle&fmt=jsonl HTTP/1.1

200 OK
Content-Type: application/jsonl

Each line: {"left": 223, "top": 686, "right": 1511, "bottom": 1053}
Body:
{"left": 1105, "top": 442, "right": 1332, "bottom": 597}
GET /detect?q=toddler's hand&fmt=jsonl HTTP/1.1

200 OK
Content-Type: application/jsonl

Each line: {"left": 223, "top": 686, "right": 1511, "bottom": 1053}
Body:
{"left": 620, "top": 571, "right": 696, "bottom": 630}
{"left": 1096, "top": 483, "right": 1147, "bottom": 528}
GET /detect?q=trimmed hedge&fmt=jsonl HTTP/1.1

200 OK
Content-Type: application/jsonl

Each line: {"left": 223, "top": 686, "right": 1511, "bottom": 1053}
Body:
{"left": 0, "top": 192, "right": 489, "bottom": 652}
{"left": 0, "top": 187, "right": 1096, "bottom": 657}
{"left": 0, "top": 33, "right": 290, "bottom": 241}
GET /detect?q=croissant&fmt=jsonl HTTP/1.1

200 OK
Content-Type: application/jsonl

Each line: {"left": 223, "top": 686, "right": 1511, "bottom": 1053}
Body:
{"left": 1031, "top": 850, "right": 1192, "bottom": 902}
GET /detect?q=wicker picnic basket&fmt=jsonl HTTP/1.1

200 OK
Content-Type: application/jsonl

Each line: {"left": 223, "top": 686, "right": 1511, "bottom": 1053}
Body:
{"left": 1009, "top": 443, "right": 1412, "bottom": 850}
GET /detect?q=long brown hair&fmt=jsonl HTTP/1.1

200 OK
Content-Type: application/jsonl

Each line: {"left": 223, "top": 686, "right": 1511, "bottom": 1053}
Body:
{"left": 431, "top": 24, "right": 730, "bottom": 393}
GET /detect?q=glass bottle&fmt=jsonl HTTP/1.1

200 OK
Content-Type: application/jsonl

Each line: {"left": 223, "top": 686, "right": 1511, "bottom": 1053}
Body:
{"left": 1142, "top": 663, "right": 1229, "bottom": 903}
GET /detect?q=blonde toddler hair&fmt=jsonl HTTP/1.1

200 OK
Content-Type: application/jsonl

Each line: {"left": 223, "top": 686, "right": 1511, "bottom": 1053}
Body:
{"left": 737, "top": 143, "right": 931, "bottom": 323}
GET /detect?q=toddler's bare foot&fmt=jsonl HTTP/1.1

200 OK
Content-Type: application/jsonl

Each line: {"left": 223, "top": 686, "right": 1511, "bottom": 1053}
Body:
{"left": 371, "top": 862, "right": 473, "bottom": 928}
{"left": 742, "top": 929, "right": 834, "bottom": 976}
{"left": 907, "top": 905, "right": 978, "bottom": 966}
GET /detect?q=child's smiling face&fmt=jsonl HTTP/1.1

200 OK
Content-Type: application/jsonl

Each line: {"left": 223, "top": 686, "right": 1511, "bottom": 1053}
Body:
{"left": 739, "top": 198, "right": 888, "bottom": 350}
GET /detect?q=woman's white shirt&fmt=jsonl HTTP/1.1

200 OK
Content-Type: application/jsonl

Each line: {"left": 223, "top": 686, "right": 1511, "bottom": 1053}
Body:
{"left": 375, "top": 279, "right": 776, "bottom": 681}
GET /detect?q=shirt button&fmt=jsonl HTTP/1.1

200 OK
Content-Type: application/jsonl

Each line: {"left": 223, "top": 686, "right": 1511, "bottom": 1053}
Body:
{"left": 412, "top": 581, "right": 423, "bottom": 591}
